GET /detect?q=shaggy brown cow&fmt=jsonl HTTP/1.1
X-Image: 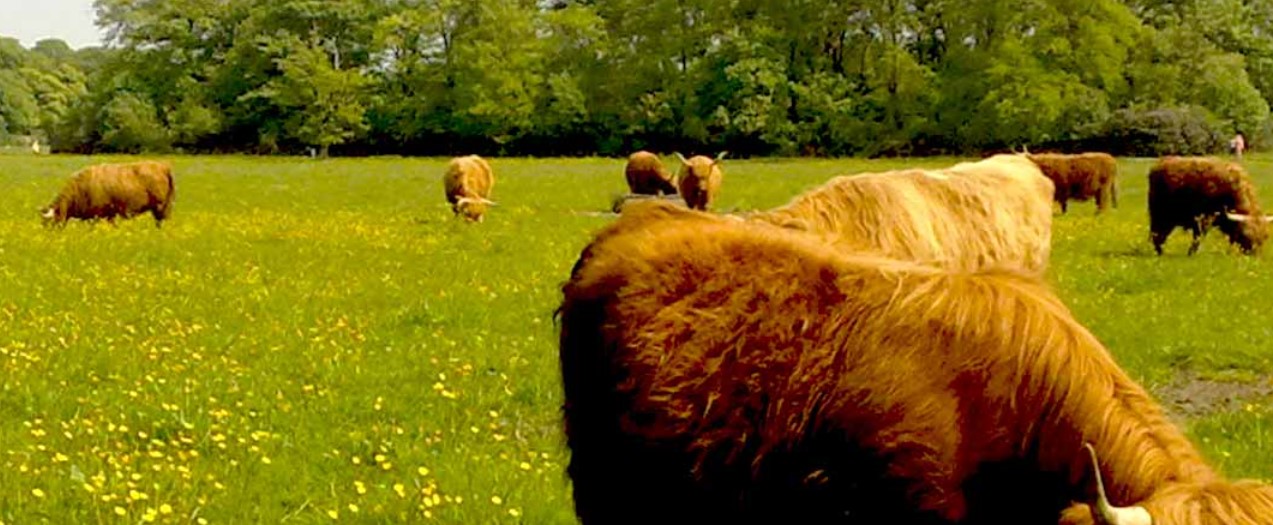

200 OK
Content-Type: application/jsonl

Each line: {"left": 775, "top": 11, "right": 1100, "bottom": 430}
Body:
{"left": 1026, "top": 152, "right": 1119, "bottom": 214}
{"left": 443, "top": 155, "right": 496, "bottom": 222}
{"left": 41, "top": 160, "right": 175, "bottom": 227}
{"left": 556, "top": 201, "right": 1273, "bottom": 525}
{"left": 674, "top": 151, "right": 726, "bottom": 210}
{"left": 1148, "top": 156, "right": 1271, "bottom": 255}
{"left": 744, "top": 153, "right": 1055, "bottom": 274}
{"left": 624, "top": 150, "right": 678, "bottom": 196}
{"left": 610, "top": 192, "right": 687, "bottom": 214}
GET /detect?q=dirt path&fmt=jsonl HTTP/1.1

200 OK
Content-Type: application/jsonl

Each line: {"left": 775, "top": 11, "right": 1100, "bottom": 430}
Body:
{"left": 1152, "top": 372, "right": 1273, "bottom": 422}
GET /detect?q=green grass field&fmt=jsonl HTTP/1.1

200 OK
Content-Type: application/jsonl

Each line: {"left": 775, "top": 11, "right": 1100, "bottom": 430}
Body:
{"left": 1, "top": 153, "right": 1271, "bottom": 524}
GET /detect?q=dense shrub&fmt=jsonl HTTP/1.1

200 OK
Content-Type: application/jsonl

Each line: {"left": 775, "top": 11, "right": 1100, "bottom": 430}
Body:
{"left": 1097, "top": 106, "right": 1227, "bottom": 157}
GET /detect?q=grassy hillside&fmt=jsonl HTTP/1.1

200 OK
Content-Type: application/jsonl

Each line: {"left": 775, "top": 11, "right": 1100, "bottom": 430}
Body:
{"left": 0, "top": 153, "right": 1269, "bottom": 523}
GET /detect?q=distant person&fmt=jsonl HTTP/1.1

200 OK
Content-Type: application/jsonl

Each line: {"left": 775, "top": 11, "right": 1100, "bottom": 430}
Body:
{"left": 1230, "top": 133, "right": 1246, "bottom": 159}
{"left": 31, "top": 139, "right": 40, "bottom": 155}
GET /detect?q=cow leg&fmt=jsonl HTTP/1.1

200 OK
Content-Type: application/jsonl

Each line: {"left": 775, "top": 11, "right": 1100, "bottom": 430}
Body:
{"left": 1151, "top": 230, "right": 1168, "bottom": 255}
{"left": 1150, "top": 218, "right": 1173, "bottom": 255}
{"left": 1187, "top": 226, "right": 1203, "bottom": 256}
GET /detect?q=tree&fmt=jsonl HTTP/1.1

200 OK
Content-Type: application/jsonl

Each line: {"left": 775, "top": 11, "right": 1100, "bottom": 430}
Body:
{"left": 245, "top": 35, "right": 369, "bottom": 157}
{"left": 13, "top": 0, "right": 1269, "bottom": 155}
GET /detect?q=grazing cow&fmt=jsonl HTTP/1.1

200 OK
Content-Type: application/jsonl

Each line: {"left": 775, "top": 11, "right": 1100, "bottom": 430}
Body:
{"left": 41, "top": 160, "right": 175, "bottom": 228}
{"left": 744, "top": 154, "right": 1055, "bottom": 274}
{"left": 443, "top": 155, "right": 496, "bottom": 222}
{"left": 1026, "top": 152, "right": 1119, "bottom": 214}
{"left": 556, "top": 201, "right": 1273, "bottom": 525}
{"left": 1148, "top": 156, "right": 1271, "bottom": 255}
{"left": 675, "top": 151, "right": 726, "bottom": 211}
{"left": 624, "top": 151, "right": 678, "bottom": 196}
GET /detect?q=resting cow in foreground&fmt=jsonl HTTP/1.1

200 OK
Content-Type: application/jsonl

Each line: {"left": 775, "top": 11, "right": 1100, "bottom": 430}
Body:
{"left": 743, "top": 153, "right": 1055, "bottom": 274}
{"left": 443, "top": 155, "right": 497, "bottom": 222}
{"left": 624, "top": 151, "right": 678, "bottom": 196}
{"left": 1148, "top": 156, "right": 1270, "bottom": 255}
{"left": 674, "top": 151, "right": 726, "bottom": 210}
{"left": 557, "top": 201, "right": 1273, "bottom": 525}
{"left": 41, "top": 160, "right": 175, "bottom": 227}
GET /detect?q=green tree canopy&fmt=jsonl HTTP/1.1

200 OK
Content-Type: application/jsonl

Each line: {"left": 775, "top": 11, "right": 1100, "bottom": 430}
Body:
{"left": 2, "top": 0, "right": 1268, "bottom": 155}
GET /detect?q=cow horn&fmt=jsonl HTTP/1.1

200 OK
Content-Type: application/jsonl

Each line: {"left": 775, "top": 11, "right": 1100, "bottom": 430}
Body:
{"left": 40, "top": 208, "right": 54, "bottom": 219}
{"left": 1226, "top": 212, "right": 1250, "bottom": 223}
{"left": 1084, "top": 443, "right": 1153, "bottom": 525}
{"left": 480, "top": 198, "right": 497, "bottom": 206}
{"left": 714, "top": 151, "right": 729, "bottom": 162}
{"left": 1263, "top": 215, "right": 1273, "bottom": 223}
{"left": 674, "top": 152, "right": 689, "bottom": 165}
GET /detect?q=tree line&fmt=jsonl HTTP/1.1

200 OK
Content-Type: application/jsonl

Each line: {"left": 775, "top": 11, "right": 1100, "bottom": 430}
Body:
{"left": 1, "top": 0, "right": 1270, "bottom": 158}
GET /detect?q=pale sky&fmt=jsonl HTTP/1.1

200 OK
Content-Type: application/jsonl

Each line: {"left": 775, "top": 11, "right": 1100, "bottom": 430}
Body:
{"left": 0, "top": 0, "right": 105, "bottom": 49}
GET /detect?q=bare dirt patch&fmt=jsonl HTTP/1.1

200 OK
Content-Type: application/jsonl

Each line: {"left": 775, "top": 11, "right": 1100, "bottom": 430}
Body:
{"left": 1152, "top": 372, "right": 1273, "bottom": 422}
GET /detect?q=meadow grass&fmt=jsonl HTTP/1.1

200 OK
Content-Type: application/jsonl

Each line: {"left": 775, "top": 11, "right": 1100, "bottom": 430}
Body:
{"left": 0, "top": 152, "right": 1271, "bottom": 523}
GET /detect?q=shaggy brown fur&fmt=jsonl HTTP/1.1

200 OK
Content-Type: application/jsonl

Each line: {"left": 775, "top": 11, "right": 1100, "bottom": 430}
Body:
{"left": 557, "top": 200, "right": 1273, "bottom": 525}
{"left": 1027, "top": 152, "right": 1119, "bottom": 214}
{"left": 744, "top": 154, "right": 1055, "bottom": 274}
{"left": 443, "top": 155, "right": 496, "bottom": 222}
{"left": 624, "top": 151, "right": 678, "bottom": 196}
{"left": 42, "top": 160, "right": 175, "bottom": 227}
{"left": 675, "top": 152, "right": 725, "bottom": 210}
{"left": 611, "top": 193, "right": 687, "bottom": 214}
{"left": 1148, "top": 156, "right": 1270, "bottom": 255}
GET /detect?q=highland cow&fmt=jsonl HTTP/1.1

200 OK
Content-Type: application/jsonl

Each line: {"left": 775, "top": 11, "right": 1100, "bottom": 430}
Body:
{"left": 443, "top": 155, "right": 497, "bottom": 222}
{"left": 675, "top": 151, "right": 726, "bottom": 211}
{"left": 624, "top": 151, "right": 678, "bottom": 196}
{"left": 1026, "top": 152, "right": 1120, "bottom": 214}
{"left": 41, "top": 160, "right": 175, "bottom": 227}
{"left": 610, "top": 193, "right": 687, "bottom": 214}
{"left": 556, "top": 200, "right": 1273, "bottom": 525}
{"left": 1148, "top": 156, "right": 1271, "bottom": 255}
{"left": 744, "top": 154, "right": 1055, "bottom": 274}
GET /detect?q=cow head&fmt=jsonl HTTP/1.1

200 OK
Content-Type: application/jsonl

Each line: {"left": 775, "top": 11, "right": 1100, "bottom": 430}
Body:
{"left": 39, "top": 206, "right": 58, "bottom": 225}
{"left": 455, "top": 197, "right": 496, "bottom": 223}
{"left": 675, "top": 152, "right": 727, "bottom": 183}
{"left": 1219, "top": 211, "right": 1272, "bottom": 254}
{"left": 675, "top": 151, "right": 728, "bottom": 167}
{"left": 1082, "top": 444, "right": 1153, "bottom": 525}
